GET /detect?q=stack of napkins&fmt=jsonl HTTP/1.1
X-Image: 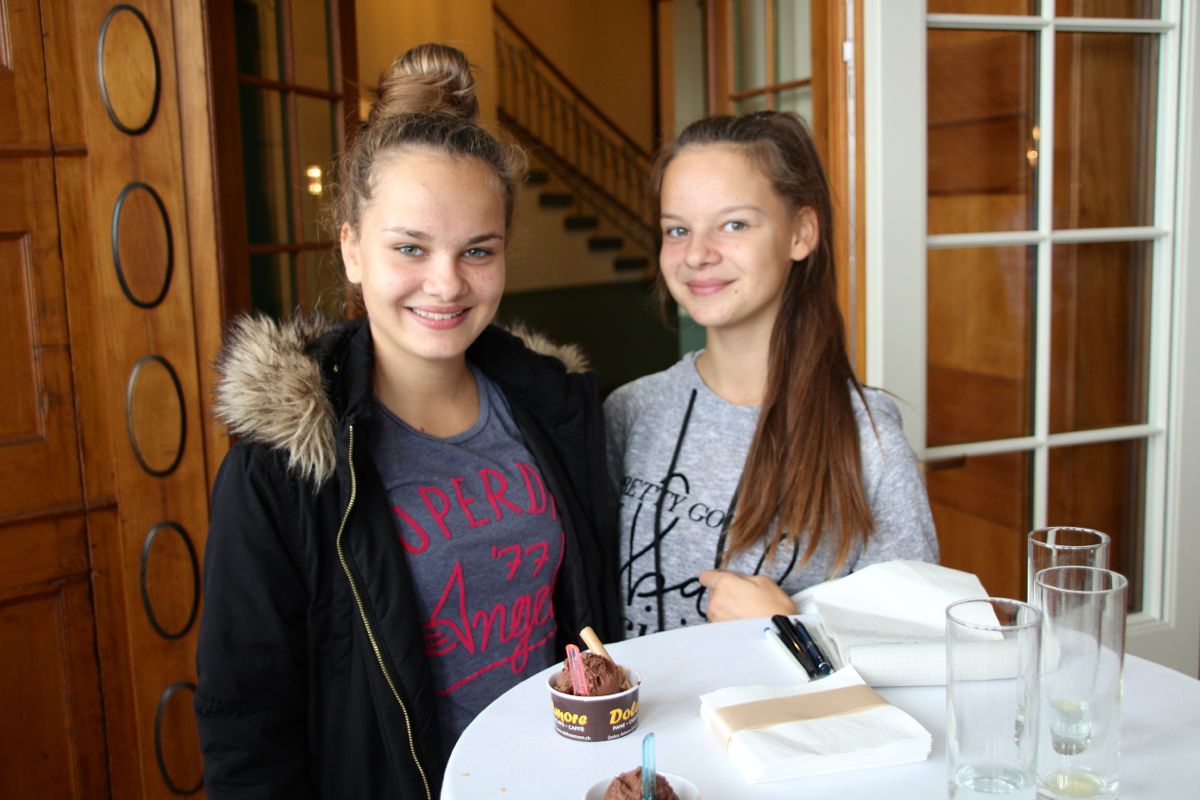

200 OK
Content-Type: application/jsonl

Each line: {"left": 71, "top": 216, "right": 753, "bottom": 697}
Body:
{"left": 699, "top": 665, "right": 931, "bottom": 783}
{"left": 794, "top": 560, "right": 989, "bottom": 686}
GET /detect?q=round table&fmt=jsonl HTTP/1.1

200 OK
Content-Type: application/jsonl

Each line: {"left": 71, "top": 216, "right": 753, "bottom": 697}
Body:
{"left": 443, "top": 618, "right": 1200, "bottom": 799}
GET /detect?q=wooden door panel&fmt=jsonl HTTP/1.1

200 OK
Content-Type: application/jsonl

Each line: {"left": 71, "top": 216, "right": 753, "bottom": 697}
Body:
{"left": 0, "top": 0, "right": 52, "bottom": 147}
{"left": 0, "top": 517, "right": 108, "bottom": 799}
{"left": 0, "top": 157, "right": 82, "bottom": 520}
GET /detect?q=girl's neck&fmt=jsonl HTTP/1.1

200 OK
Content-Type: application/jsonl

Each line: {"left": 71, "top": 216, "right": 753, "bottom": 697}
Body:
{"left": 373, "top": 355, "right": 480, "bottom": 437}
{"left": 695, "top": 326, "right": 772, "bottom": 407}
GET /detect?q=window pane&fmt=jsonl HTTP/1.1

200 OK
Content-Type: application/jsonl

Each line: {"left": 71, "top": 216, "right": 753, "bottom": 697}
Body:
{"left": 775, "top": 0, "right": 812, "bottom": 83}
{"left": 929, "top": 0, "right": 1038, "bottom": 13}
{"left": 1050, "top": 242, "right": 1151, "bottom": 433}
{"left": 734, "top": 94, "right": 770, "bottom": 115}
{"left": 1054, "top": 0, "right": 1161, "bottom": 18}
{"left": 290, "top": 0, "right": 334, "bottom": 91}
{"left": 928, "top": 30, "right": 1038, "bottom": 234}
{"left": 249, "top": 252, "right": 295, "bottom": 318}
{"left": 927, "top": 451, "right": 1033, "bottom": 599}
{"left": 777, "top": 85, "right": 812, "bottom": 125}
{"left": 1048, "top": 439, "right": 1145, "bottom": 612}
{"left": 928, "top": 246, "right": 1035, "bottom": 446}
{"left": 234, "top": 0, "right": 283, "bottom": 81}
{"left": 296, "top": 96, "right": 337, "bottom": 242}
{"left": 239, "top": 85, "right": 292, "bottom": 245}
{"left": 300, "top": 248, "right": 346, "bottom": 319}
{"left": 734, "top": 0, "right": 767, "bottom": 93}
{"left": 1053, "top": 33, "right": 1158, "bottom": 229}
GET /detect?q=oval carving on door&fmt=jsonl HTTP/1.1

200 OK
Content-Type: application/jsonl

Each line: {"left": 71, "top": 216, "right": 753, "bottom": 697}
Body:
{"left": 97, "top": 4, "right": 161, "bottom": 135}
{"left": 125, "top": 355, "right": 186, "bottom": 477}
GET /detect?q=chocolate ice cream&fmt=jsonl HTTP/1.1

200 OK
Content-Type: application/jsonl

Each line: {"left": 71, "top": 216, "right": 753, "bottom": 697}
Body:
{"left": 603, "top": 767, "right": 679, "bottom": 800}
{"left": 554, "top": 651, "right": 622, "bottom": 696}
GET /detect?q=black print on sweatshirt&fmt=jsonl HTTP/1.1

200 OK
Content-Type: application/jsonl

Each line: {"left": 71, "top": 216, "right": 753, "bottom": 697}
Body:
{"left": 616, "top": 390, "right": 805, "bottom": 635}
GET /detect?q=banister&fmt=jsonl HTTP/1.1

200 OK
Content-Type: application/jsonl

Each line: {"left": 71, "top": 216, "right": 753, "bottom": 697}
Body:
{"left": 492, "top": 4, "right": 653, "bottom": 161}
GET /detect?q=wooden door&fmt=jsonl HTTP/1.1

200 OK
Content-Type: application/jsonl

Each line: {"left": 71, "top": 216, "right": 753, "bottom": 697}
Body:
{"left": 1, "top": 0, "right": 221, "bottom": 796}
{"left": 0, "top": 4, "right": 109, "bottom": 796}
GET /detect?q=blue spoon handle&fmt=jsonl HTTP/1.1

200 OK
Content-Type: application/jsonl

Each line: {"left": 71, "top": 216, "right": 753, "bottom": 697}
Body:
{"left": 641, "top": 732, "right": 655, "bottom": 800}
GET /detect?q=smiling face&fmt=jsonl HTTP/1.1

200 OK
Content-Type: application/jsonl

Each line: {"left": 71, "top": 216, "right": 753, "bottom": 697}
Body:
{"left": 658, "top": 144, "right": 817, "bottom": 340}
{"left": 340, "top": 148, "right": 506, "bottom": 374}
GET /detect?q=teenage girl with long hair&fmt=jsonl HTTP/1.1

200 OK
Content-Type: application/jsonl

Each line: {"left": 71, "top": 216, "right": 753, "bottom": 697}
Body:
{"left": 605, "top": 111, "right": 937, "bottom": 636}
{"left": 196, "top": 44, "right": 617, "bottom": 798}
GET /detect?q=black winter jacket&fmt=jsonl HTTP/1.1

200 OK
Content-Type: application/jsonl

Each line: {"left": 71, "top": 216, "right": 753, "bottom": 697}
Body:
{"left": 195, "top": 316, "right": 619, "bottom": 799}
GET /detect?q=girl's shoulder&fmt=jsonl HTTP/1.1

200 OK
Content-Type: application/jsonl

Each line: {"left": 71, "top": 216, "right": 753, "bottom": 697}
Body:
{"left": 604, "top": 355, "right": 699, "bottom": 416}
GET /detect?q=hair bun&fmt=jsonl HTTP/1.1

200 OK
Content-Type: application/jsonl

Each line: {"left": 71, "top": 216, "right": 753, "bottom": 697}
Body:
{"left": 369, "top": 43, "right": 479, "bottom": 124}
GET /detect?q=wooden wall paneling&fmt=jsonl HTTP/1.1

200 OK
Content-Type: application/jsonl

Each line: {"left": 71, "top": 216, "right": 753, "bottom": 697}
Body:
{"left": 174, "top": 0, "right": 230, "bottom": 497}
{"left": 52, "top": 1, "right": 213, "bottom": 795}
{"left": 0, "top": 517, "right": 109, "bottom": 799}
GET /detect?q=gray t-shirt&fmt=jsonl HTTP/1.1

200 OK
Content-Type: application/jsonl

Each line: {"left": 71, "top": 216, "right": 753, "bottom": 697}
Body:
{"left": 369, "top": 367, "right": 562, "bottom": 755}
{"left": 604, "top": 352, "right": 938, "bottom": 636}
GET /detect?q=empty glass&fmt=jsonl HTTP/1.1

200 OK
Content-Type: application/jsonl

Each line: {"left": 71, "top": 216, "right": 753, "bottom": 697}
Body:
{"left": 946, "top": 598, "right": 1042, "bottom": 799}
{"left": 1035, "top": 566, "right": 1127, "bottom": 799}
{"left": 1027, "top": 526, "right": 1109, "bottom": 602}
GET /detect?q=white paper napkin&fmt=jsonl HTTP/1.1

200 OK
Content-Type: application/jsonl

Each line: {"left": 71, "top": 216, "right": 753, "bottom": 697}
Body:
{"left": 698, "top": 666, "right": 932, "bottom": 783}
{"left": 793, "top": 561, "right": 990, "bottom": 686}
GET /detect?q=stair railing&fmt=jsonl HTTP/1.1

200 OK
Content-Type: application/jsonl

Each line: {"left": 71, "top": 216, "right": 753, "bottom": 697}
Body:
{"left": 493, "top": 7, "right": 657, "bottom": 255}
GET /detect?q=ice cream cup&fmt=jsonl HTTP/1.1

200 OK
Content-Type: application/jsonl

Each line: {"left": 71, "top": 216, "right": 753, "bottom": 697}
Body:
{"left": 547, "top": 665, "right": 641, "bottom": 742}
{"left": 583, "top": 772, "right": 701, "bottom": 800}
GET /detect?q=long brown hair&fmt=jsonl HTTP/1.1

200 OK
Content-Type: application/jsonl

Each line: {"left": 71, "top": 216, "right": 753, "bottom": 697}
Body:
{"left": 652, "top": 111, "right": 873, "bottom": 573}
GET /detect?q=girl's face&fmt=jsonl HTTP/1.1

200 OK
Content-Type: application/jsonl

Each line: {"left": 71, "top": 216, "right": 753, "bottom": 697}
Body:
{"left": 658, "top": 144, "right": 816, "bottom": 339}
{"left": 341, "top": 149, "right": 506, "bottom": 373}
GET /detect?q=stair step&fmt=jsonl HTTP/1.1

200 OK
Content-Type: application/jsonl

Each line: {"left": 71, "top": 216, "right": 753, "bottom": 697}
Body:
{"left": 564, "top": 215, "right": 599, "bottom": 231}
{"left": 613, "top": 256, "right": 650, "bottom": 272}
{"left": 538, "top": 192, "right": 574, "bottom": 209}
{"left": 588, "top": 235, "right": 623, "bottom": 251}
{"left": 526, "top": 169, "right": 551, "bottom": 186}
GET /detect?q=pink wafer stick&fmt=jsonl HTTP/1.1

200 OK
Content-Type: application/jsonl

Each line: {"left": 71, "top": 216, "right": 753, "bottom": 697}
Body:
{"left": 565, "top": 643, "right": 590, "bottom": 696}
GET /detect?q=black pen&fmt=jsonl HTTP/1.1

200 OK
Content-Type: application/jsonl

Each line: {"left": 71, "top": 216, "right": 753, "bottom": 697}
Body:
{"left": 790, "top": 618, "right": 834, "bottom": 676}
{"left": 771, "top": 614, "right": 818, "bottom": 679}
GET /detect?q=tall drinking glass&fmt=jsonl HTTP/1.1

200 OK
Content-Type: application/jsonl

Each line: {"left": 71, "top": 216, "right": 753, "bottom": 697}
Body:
{"left": 946, "top": 598, "right": 1042, "bottom": 799}
{"left": 1035, "top": 566, "right": 1127, "bottom": 800}
{"left": 1027, "top": 526, "right": 1110, "bottom": 602}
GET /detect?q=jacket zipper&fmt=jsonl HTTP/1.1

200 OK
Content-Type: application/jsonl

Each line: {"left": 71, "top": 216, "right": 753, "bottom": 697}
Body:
{"left": 335, "top": 424, "right": 432, "bottom": 800}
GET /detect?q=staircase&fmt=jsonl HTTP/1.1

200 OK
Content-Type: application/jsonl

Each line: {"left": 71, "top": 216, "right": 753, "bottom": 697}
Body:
{"left": 494, "top": 8, "right": 657, "bottom": 288}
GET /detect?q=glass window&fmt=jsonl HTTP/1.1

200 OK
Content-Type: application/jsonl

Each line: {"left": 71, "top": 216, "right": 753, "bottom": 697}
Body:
{"left": 234, "top": 0, "right": 283, "bottom": 80}
{"left": 1052, "top": 32, "right": 1158, "bottom": 230}
{"left": 928, "top": 30, "right": 1039, "bottom": 234}
{"left": 1047, "top": 439, "right": 1146, "bottom": 611}
{"left": 1050, "top": 242, "right": 1152, "bottom": 432}
{"left": 239, "top": 85, "right": 292, "bottom": 245}
{"left": 928, "top": 246, "right": 1036, "bottom": 446}
{"left": 926, "top": 451, "right": 1033, "bottom": 599}
{"left": 295, "top": 97, "right": 337, "bottom": 242}
{"left": 290, "top": 0, "right": 334, "bottom": 90}
{"left": 1054, "top": 0, "right": 1161, "bottom": 18}
{"left": 930, "top": 0, "right": 1039, "bottom": 13}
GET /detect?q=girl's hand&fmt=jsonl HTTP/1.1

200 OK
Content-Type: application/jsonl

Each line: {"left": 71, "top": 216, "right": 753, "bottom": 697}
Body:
{"left": 699, "top": 569, "right": 797, "bottom": 622}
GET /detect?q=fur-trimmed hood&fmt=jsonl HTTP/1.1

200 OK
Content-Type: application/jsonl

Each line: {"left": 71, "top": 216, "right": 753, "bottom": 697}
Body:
{"left": 213, "top": 313, "right": 591, "bottom": 485}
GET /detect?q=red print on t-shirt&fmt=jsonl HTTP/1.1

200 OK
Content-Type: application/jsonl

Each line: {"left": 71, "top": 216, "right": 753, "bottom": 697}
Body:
{"left": 393, "top": 462, "right": 564, "bottom": 696}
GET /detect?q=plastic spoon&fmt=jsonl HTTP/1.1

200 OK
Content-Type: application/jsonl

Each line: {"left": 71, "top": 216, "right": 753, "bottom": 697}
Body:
{"left": 641, "top": 732, "right": 655, "bottom": 800}
{"left": 565, "top": 643, "right": 589, "bottom": 696}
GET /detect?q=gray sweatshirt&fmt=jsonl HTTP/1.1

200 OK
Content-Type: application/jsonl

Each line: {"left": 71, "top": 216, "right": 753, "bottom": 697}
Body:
{"left": 604, "top": 352, "right": 938, "bottom": 637}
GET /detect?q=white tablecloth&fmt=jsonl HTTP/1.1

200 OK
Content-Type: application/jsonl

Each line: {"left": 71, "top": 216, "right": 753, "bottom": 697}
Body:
{"left": 443, "top": 618, "right": 1200, "bottom": 799}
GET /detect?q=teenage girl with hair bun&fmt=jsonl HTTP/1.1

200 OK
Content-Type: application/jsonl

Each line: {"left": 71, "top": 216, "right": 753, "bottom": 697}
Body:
{"left": 605, "top": 111, "right": 938, "bottom": 636}
{"left": 196, "top": 43, "right": 618, "bottom": 799}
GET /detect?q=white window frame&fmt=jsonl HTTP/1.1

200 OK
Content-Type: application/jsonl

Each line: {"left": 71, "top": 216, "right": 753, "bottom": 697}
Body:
{"left": 864, "top": 0, "right": 1200, "bottom": 675}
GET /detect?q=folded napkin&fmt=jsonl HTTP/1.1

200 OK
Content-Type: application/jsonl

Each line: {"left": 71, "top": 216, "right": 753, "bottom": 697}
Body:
{"left": 699, "top": 665, "right": 931, "bottom": 783}
{"left": 794, "top": 561, "right": 990, "bottom": 686}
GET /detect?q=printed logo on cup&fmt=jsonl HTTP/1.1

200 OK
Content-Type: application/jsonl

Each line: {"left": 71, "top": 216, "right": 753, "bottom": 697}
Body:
{"left": 547, "top": 668, "right": 641, "bottom": 742}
